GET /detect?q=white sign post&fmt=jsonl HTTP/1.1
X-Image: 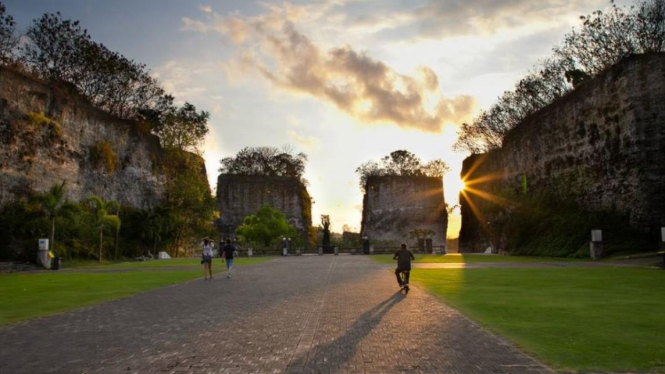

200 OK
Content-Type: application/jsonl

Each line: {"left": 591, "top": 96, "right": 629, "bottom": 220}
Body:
{"left": 38, "top": 239, "right": 51, "bottom": 269}
{"left": 590, "top": 230, "right": 604, "bottom": 259}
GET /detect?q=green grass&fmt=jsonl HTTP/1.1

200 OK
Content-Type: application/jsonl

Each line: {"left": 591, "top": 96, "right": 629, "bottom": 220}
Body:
{"left": 0, "top": 257, "right": 271, "bottom": 326}
{"left": 412, "top": 267, "right": 665, "bottom": 372}
{"left": 370, "top": 253, "right": 585, "bottom": 264}
{"left": 63, "top": 257, "right": 272, "bottom": 269}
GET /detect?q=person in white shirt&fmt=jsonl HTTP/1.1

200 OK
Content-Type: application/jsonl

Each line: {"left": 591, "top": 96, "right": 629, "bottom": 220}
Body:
{"left": 202, "top": 238, "right": 214, "bottom": 280}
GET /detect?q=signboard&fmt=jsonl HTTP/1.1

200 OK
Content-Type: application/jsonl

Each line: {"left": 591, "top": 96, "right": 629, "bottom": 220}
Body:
{"left": 38, "top": 239, "right": 49, "bottom": 250}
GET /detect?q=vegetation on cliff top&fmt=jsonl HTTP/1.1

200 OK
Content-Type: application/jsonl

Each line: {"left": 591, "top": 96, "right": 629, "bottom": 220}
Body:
{"left": 456, "top": 0, "right": 665, "bottom": 153}
{"left": 356, "top": 150, "right": 450, "bottom": 192}
{"left": 0, "top": 4, "right": 209, "bottom": 153}
{"left": 219, "top": 146, "right": 308, "bottom": 183}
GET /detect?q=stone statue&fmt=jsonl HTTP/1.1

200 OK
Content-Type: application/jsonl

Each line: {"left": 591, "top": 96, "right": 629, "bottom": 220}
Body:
{"left": 321, "top": 215, "right": 331, "bottom": 252}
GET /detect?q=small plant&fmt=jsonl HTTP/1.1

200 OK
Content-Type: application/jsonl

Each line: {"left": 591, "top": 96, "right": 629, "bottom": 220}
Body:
{"left": 26, "top": 112, "right": 52, "bottom": 127}
{"left": 89, "top": 141, "right": 118, "bottom": 173}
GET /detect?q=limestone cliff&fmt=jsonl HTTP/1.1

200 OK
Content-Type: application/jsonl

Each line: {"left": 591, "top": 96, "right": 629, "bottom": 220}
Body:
{"left": 0, "top": 67, "right": 169, "bottom": 207}
{"left": 361, "top": 176, "right": 447, "bottom": 248}
{"left": 459, "top": 53, "right": 665, "bottom": 253}
{"left": 216, "top": 174, "right": 312, "bottom": 244}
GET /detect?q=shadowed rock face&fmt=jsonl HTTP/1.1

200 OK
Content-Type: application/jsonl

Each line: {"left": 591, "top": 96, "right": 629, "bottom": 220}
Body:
{"left": 216, "top": 174, "right": 312, "bottom": 243}
{"left": 0, "top": 67, "right": 169, "bottom": 208}
{"left": 361, "top": 175, "right": 447, "bottom": 247}
{"left": 459, "top": 53, "right": 665, "bottom": 253}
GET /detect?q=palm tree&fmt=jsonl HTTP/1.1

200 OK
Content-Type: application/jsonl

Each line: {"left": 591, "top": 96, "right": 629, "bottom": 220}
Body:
{"left": 87, "top": 196, "right": 121, "bottom": 262}
{"left": 33, "top": 180, "right": 68, "bottom": 252}
{"left": 139, "top": 207, "right": 163, "bottom": 257}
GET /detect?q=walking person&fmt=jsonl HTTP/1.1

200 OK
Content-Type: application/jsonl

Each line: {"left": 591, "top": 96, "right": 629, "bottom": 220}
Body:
{"left": 221, "top": 239, "right": 236, "bottom": 278}
{"left": 202, "top": 238, "right": 214, "bottom": 280}
{"left": 393, "top": 243, "right": 415, "bottom": 293}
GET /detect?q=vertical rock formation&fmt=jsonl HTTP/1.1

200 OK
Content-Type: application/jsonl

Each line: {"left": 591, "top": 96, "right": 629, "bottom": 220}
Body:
{"left": 0, "top": 67, "right": 167, "bottom": 207}
{"left": 361, "top": 176, "right": 447, "bottom": 247}
{"left": 459, "top": 53, "right": 665, "bottom": 253}
{"left": 216, "top": 174, "right": 312, "bottom": 243}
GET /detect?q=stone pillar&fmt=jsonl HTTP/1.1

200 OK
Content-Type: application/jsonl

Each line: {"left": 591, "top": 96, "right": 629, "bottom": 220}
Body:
{"left": 334, "top": 246, "right": 339, "bottom": 256}
{"left": 318, "top": 246, "right": 323, "bottom": 255}
{"left": 247, "top": 248, "right": 253, "bottom": 257}
{"left": 590, "top": 230, "right": 604, "bottom": 259}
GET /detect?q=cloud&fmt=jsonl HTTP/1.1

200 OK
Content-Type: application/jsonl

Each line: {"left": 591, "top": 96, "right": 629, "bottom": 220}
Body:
{"left": 183, "top": 5, "right": 475, "bottom": 132}
{"left": 288, "top": 130, "right": 320, "bottom": 150}
{"left": 351, "top": 0, "right": 608, "bottom": 40}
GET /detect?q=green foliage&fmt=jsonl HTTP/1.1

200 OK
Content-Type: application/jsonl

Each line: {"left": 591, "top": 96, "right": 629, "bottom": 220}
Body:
{"left": 219, "top": 146, "right": 308, "bottom": 183}
{"left": 0, "top": 1, "right": 17, "bottom": 64}
{"left": 89, "top": 141, "right": 118, "bottom": 173}
{"left": 21, "top": 11, "right": 170, "bottom": 120}
{"left": 356, "top": 150, "right": 449, "bottom": 191}
{"left": 150, "top": 102, "right": 210, "bottom": 152}
{"left": 26, "top": 111, "right": 51, "bottom": 127}
{"left": 236, "top": 205, "right": 298, "bottom": 247}
{"left": 497, "top": 191, "right": 655, "bottom": 257}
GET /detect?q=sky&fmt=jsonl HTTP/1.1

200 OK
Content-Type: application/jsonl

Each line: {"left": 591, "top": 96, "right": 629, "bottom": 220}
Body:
{"left": 5, "top": 0, "right": 631, "bottom": 235}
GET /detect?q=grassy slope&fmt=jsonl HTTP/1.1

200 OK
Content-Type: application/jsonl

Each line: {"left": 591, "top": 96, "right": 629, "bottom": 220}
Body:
{"left": 412, "top": 267, "right": 665, "bottom": 372}
{"left": 0, "top": 257, "right": 271, "bottom": 326}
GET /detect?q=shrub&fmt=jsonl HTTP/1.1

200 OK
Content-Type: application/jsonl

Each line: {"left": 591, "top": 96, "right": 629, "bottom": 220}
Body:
{"left": 89, "top": 141, "right": 118, "bottom": 173}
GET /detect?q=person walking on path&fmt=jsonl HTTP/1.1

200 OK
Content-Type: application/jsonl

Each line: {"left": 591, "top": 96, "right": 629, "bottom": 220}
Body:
{"left": 202, "top": 238, "right": 214, "bottom": 280}
{"left": 221, "top": 239, "right": 236, "bottom": 278}
{"left": 393, "top": 243, "right": 415, "bottom": 292}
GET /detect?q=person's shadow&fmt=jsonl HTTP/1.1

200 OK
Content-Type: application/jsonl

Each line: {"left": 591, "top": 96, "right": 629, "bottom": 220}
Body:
{"left": 288, "top": 291, "right": 405, "bottom": 371}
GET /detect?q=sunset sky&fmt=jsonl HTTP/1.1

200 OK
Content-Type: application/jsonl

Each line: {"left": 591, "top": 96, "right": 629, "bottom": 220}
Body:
{"left": 6, "top": 0, "right": 631, "bottom": 235}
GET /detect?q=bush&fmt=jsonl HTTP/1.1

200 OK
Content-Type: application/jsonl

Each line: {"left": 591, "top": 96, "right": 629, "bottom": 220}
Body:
{"left": 89, "top": 141, "right": 118, "bottom": 173}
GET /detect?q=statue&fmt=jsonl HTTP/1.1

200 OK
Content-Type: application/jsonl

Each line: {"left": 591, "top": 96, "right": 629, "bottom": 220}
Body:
{"left": 321, "top": 215, "right": 331, "bottom": 253}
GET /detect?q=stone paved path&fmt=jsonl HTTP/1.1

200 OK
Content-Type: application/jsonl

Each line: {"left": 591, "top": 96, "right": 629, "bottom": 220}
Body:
{"left": 0, "top": 256, "right": 552, "bottom": 374}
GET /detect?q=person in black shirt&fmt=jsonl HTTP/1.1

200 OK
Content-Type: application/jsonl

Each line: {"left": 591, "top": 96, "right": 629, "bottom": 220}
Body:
{"left": 393, "top": 243, "right": 415, "bottom": 292}
{"left": 221, "top": 239, "right": 236, "bottom": 278}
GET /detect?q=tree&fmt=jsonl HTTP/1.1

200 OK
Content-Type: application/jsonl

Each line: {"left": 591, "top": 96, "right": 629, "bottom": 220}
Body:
{"left": 86, "top": 196, "right": 120, "bottom": 262}
{"left": 138, "top": 207, "right": 165, "bottom": 257}
{"left": 32, "top": 181, "right": 76, "bottom": 254}
{"left": 0, "top": 2, "right": 18, "bottom": 64}
{"left": 236, "top": 205, "right": 298, "bottom": 246}
{"left": 219, "top": 146, "right": 308, "bottom": 182}
{"left": 356, "top": 150, "right": 449, "bottom": 191}
{"left": 21, "top": 12, "right": 171, "bottom": 121}
{"left": 455, "top": 0, "right": 665, "bottom": 153}
{"left": 151, "top": 102, "right": 210, "bottom": 152}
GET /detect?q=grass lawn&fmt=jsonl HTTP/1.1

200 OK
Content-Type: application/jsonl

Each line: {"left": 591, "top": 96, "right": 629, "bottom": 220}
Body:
{"left": 371, "top": 253, "right": 585, "bottom": 264}
{"left": 412, "top": 267, "right": 665, "bottom": 372}
{"left": 63, "top": 257, "right": 272, "bottom": 269}
{"left": 0, "top": 257, "right": 271, "bottom": 326}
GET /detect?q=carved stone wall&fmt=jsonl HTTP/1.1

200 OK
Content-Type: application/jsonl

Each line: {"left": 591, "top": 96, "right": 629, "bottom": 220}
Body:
{"left": 0, "top": 67, "right": 168, "bottom": 208}
{"left": 459, "top": 53, "right": 665, "bottom": 253}
{"left": 361, "top": 176, "right": 447, "bottom": 247}
{"left": 216, "top": 174, "right": 312, "bottom": 243}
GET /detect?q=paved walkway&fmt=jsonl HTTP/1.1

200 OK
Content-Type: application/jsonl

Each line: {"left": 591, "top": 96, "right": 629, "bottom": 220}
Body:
{"left": 0, "top": 256, "right": 551, "bottom": 374}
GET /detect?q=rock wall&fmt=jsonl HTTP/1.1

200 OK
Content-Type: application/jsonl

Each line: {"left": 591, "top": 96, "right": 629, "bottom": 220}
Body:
{"left": 361, "top": 176, "right": 447, "bottom": 247}
{"left": 216, "top": 174, "right": 312, "bottom": 243}
{"left": 459, "top": 53, "right": 665, "bottom": 253}
{"left": 0, "top": 67, "right": 168, "bottom": 207}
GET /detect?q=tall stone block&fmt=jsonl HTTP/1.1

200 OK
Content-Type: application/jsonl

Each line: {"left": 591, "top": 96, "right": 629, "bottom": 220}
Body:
{"left": 216, "top": 175, "right": 312, "bottom": 243}
{"left": 459, "top": 53, "right": 665, "bottom": 253}
{"left": 361, "top": 176, "right": 447, "bottom": 247}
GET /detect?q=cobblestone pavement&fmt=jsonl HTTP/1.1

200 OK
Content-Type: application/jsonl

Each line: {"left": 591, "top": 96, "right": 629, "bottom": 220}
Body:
{"left": 0, "top": 256, "right": 552, "bottom": 374}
